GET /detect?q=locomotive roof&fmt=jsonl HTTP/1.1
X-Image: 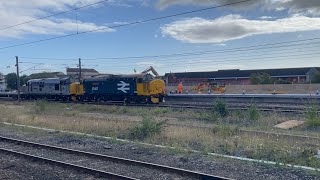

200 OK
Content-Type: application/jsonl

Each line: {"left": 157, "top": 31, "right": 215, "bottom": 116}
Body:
{"left": 27, "top": 77, "right": 70, "bottom": 83}
{"left": 85, "top": 73, "right": 145, "bottom": 80}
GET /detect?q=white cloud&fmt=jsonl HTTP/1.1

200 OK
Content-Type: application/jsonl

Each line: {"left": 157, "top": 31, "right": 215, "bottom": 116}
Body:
{"left": 156, "top": 0, "right": 320, "bottom": 16}
{"left": 135, "top": 61, "right": 165, "bottom": 68}
{"left": 161, "top": 15, "right": 320, "bottom": 43}
{"left": 0, "top": 0, "right": 115, "bottom": 39}
{"left": 156, "top": 0, "right": 258, "bottom": 10}
{"left": 267, "top": 0, "right": 320, "bottom": 16}
{"left": 259, "top": 16, "right": 274, "bottom": 19}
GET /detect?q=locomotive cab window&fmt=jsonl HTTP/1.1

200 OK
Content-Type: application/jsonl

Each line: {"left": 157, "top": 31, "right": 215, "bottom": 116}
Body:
{"left": 137, "top": 78, "right": 143, "bottom": 83}
{"left": 55, "top": 84, "right": 59, "bottom": 91}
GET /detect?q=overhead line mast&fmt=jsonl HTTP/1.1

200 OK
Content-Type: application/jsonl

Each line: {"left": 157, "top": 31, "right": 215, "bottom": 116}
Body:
{"left": 79, "top": 58, "right": 82, "bottom": 82}
{"left": 15, "top": 56, "right": 20, "bottom": 103}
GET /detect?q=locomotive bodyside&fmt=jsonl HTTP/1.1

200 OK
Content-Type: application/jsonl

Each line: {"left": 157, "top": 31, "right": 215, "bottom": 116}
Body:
{"left": 83, "top": 75, "right": 138, "bottom": 102}
{"left": 21, "top": 73, "right": 165, "bottom": 103}
{"left": 82, "top": 73, "right": 165, "bottom": 103}
{"left": 137, "top": 78, "right": 165, "bottom": 103}
{"left": 22, "top": 77, "right": 71, "bottom": 100}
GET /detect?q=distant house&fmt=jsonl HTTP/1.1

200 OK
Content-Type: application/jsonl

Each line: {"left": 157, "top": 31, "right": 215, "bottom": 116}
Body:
{"left": 165, "top": 67, "right": 320, "bottom": 85}
{"left": 66, "top": 68, "right": 99, "bottom": 79}
{"left": 0, "top": 73, "right": 6, "bottom": 91}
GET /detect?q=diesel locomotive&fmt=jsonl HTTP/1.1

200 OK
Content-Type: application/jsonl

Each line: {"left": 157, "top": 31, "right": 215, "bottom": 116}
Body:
{"left": 21, "top": 72, "right": 166, "bottom": 103}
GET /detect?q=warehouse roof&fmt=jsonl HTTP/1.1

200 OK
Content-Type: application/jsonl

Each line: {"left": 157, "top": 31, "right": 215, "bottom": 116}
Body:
{"left": 165, "top": 67, "right": 320, "bottom": 79}
{"left": 66, "top": 68, "right": 99, "bottom": 73}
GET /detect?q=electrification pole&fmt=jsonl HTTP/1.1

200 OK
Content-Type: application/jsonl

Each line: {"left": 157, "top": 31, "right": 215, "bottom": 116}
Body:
{"left": 79, "top": 58, "right": 82, "bottom": 82}
{"left": 15, "top": 56, "right": 20, "bottom": 103}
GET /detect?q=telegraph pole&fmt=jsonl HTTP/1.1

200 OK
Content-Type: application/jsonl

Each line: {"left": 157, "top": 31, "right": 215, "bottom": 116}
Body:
{"left": 78, "top": 58, "right": 82, "bottom": 82}
{"left": 15, "top": 56, "right": 21, "bottom": 103}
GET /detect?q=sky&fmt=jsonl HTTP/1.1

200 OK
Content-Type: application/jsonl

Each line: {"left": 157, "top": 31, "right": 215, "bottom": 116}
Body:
{"left": 0, "top": 0, "right": 320, "bottom": 75}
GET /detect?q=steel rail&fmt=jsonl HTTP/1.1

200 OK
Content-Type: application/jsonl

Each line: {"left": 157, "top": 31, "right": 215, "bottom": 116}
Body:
{"left": 0, "top": 147, "right": 137, "bottom": 180}
{"left": 0, "top": 135, "right": 230, "bottom": 180}
{"left": 1, "top": 96, "right": 318, "bottom": 113}
{"left": 61, "top": 100, "right": 318, "bottom": 113}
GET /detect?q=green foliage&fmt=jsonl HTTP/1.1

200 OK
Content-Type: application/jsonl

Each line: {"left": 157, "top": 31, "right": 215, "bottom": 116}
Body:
{"left": 20, "top": 74, "right": 30, "bottom": 86}
{"left": 248, "top": 104, "right": 260, "bottom": 121}
{"left": 306, "top": 103, "right": 320, "bottom": 127}
{"left": 4, "top": 73, "right": 30, "bottom": 89}
{"left": 5, "top": 73, "right": 18, "bottom": 90}
{"left": 214, "top": 99, "right": 228, "bottom": 117}
{"left": 250, "top": 72, "right": 273, "bottom": 85}
{"left": 151, "top": 107, "right": 170, "bottom": 115}
{"left": 197, "top": 111, "right": 218, "bottom": 122}
{"left": 234, "top": 110, "right": 245, "bottom": 120}
{"left": 274, "top": 79, "right": 292, "bottom": 84}
{"left": 34, "top": 100, "right": 48, "bottom": 114}
{"left": 312, "top": 72, "right": 320, "bottom": 83}
{"left": 246, "top": 144, "right": 320, "bottom": 168}
{"left": 129, "top": 116, "right": 167, "bottom": 140}
{"left": 212, "top": 124, "right": 238, "bottom": 138}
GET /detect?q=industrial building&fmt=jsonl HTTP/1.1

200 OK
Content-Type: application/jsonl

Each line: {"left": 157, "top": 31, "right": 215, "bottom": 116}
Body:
{"left": 165, "top": 67, "right": 320, "bottom": 86}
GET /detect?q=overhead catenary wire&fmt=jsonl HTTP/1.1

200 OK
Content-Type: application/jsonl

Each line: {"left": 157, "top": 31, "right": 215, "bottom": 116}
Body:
{"left": 9, "top": 37, "right": 320, "bottom": 73}
{"left": 19, "top": 37, "right": 320, "bottom": 62}
{"left": 82, "top": 38, "right": 320, "bottom": 60}
{"left": 0, "top": 0, "right": 253, "bottom": 50}
{"left": 4, "top": 53, "right": 319, "bottom": 74}
{"left": 80, "top": 43, "right": 320, "bottom": 65}
{"left": 0, "top": 0, "right": 110, "bottom": 32}
{"left": 19, "top": 41, "right": 320, "bottom": 68}
{"left": 21, "top": 51, "right": 320, "bottom": 69}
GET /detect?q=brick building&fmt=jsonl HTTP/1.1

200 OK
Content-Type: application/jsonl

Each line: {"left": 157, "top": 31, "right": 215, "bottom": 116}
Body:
{"left": 165, "top": 67, "right": 320, "bottom": 86}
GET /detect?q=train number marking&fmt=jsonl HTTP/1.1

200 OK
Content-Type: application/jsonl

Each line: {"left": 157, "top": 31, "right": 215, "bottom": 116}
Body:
{"left": 117, "top": 81, "right": 130, "bottom": 93}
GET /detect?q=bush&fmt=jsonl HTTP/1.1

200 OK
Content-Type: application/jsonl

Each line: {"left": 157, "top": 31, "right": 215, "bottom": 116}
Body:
{"left": 312, "top": 72, "right": 320, "bottom": 83}
{"left": 234, "top": 110, "right": 245, "bottom": 120}
{"left": 275, "top": 79, "right": 292, "bottom": 84}
{"left": 198, "top": 111, "right": 218, "bottom": 122}
{"left": 214, "top": 99, "right": 228, "bottom": 117}
{"left": 129, "top": 116, "right": 167, "bottom": 140}
{"left": 34, "top": 100, "right": 48, "bottom": 114}
{"left": 212, "top": 124, "right": 238, "bottom": 138}
{"left": 152, "top": 107, "right": 170, "bottom": 115}
{"left": 250, "top": 72, "right": 273, "bottom": 85}
{"left": 306, "top": 103, "right": 320, "bottom": 127}
{"left": 248, "top": 104, "right": 260, "bottom": 121}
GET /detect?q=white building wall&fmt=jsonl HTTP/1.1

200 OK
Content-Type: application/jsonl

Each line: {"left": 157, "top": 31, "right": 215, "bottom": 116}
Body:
{"left": 0, "top": 76, "right": 6, "bottom": 91}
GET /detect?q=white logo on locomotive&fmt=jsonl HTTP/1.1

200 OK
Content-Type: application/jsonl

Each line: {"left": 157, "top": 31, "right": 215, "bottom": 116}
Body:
{"left": 117, "top": 81, "right": 130, "bottom": 93}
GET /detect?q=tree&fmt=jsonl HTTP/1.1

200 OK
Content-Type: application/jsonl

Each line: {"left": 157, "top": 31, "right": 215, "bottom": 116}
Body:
{"left": 250, "top": 72, "right": 273, "bottom": 85}
{"left": 20, "top": 74, "right": 30, "bottom": 85}
{"left": 5, "top": 73, "right": 17, "bottom": 90}
{"left": 313, "top": 72, "right": 320, "bottom": 83}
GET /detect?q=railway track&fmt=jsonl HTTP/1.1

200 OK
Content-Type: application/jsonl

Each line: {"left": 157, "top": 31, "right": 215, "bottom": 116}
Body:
{"left": 0, "top": 135, "right": 230, "bottom": 180}
{"left": 44, "top": 99, "right": 320, "bottom": 113}
{"left": 0, "top": 96, "right": 318, "bottom": 113}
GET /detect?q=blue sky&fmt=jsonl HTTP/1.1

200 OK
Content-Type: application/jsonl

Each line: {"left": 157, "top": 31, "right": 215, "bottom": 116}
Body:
{"left": 0, "top": 0, "right": 320, "bottom": 75}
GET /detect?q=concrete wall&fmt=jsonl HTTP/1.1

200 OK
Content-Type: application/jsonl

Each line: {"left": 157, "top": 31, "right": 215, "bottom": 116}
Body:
{"left": 167, "top": 84, "right": 320, "bottom": 94}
